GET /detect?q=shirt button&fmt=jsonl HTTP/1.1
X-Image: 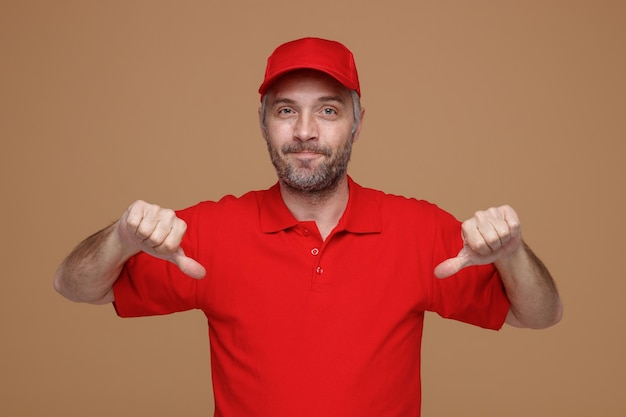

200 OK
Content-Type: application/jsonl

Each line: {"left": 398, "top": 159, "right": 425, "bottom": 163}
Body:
{"left": 316, "top": 266, "right": 324, "bottom": 274}
{"left": 303, "top": 229, "right": 310, "bottom": 236}
{"left": 311, "top": 248, "right": 319, "bottom": 256}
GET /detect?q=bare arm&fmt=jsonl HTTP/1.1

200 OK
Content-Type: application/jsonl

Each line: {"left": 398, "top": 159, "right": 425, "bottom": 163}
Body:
{"left": 434, "top": 205, "right": 562, "bottom": 329}
{"left": 495, "top": 241, "right": 562, "bottom": 328}
{"left": 54, "top": 200, "right": 206, "bottom": 305}
{"left": 53, "top": 222, "right": 132, "bottom": 304}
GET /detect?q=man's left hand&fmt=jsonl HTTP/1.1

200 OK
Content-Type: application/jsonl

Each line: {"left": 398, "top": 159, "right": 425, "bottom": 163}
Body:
{"left": 434, "top": 205, "right": 523, "bottom": 279}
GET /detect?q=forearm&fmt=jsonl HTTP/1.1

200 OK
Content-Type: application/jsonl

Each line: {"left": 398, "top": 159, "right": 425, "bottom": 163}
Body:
{"left": 53, "top": 221, "right": 138, "bottom": 304}
{"left": 496, "top": 241, "right": 562, "bottom": 329}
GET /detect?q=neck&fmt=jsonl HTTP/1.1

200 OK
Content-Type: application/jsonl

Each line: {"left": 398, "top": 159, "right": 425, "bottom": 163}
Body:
{"left": 279, "top": 175, "right": 350, "bottom": 240}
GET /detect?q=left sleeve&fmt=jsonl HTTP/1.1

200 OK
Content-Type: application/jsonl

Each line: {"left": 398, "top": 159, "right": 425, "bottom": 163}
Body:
{"left": 427, "top": 207, "right": 511, "bottom": 330}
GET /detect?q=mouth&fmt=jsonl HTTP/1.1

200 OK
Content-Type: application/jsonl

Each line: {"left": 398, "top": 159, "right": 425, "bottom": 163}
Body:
{"left": 283, "top": 145, "right": 330, "bottom": 157}
{"left": 288, "top": 152, "right": 324, "bottom": 167}
{"left": 290, "top": 150, "right": 323, "bottom": 157}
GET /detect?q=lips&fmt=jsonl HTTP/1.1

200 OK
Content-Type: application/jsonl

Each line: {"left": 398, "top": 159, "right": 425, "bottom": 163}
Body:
{"left": 282, "top": 144, "right": 331, "bottom": 157}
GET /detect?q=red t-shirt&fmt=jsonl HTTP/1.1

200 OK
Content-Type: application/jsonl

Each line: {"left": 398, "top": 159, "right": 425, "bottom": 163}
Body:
{"left": 113, "top": 177, "right": 510, "bottom": 417}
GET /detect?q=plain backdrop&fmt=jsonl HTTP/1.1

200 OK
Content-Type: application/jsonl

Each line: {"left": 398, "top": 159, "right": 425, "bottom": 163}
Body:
{"left": 1, "top": 1, "right": 624, "bottom": 416}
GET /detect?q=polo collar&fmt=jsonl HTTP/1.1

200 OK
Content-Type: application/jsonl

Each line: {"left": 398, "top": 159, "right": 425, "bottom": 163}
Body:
{"left": 259, "top": 176, "right": 382, "bottom": 234}
{"left": 259, "top": 182, "right": 299, "bottom": 233}
{"left": 341, "top": 176, "right": 382, "bottom": 234}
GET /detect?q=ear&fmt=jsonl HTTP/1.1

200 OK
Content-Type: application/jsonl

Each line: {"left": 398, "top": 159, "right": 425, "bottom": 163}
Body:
{"left": 258, "top": 107, "right": 268, "bottom": 140}
{"left": 351, "top": 107, "right": 366, "bottom": 142}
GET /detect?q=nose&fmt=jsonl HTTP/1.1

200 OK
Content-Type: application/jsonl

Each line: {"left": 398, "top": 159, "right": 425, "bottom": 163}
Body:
{"left": 293, "top": 112, "right": 318, "bottom": 142}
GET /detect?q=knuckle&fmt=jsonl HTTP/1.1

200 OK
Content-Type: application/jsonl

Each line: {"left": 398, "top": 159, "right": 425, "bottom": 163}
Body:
{"left": 161, "top": 207, "right": 175, "bottom": 218}
{"left": 473, "top": 210, "right": 485, "bottom": 219}
{"left": 160, "top": 240, "right": 179, "bottom": 253}
{"left": 124, "top": 214, "right": 139, "bottom": 230}
{"left": 461, "top": 218, "right": 475, "bottom": 232}
{"left": 485, "top": 236, "right": 500, "bottom": 249}
{"left": 135, "top": 225, "right": 152, "bottom": 240}
{"left": 149, "top": 204, "right": 163, "bottom": 216}
{"left": 129, "top": 199, "right": 144, "bottom": 210}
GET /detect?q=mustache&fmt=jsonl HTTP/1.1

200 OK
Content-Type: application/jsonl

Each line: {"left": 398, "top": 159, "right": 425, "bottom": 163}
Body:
{"left": 282, "top": 143, "right": 332, "bottom": 156}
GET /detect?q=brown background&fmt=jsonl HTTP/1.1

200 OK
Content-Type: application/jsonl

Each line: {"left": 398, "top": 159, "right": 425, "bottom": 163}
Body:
{"left": 1, "top": 1, "right": 624, "bottom": 416}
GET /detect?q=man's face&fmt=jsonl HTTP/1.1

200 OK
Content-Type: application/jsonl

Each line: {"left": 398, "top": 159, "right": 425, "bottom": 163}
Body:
{"left": 261, "top": 70, "right": 362, "bottom": 194}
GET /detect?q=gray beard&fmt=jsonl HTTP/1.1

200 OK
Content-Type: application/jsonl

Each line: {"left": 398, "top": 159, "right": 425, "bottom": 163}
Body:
{"left": 267, "top": 139, "right": 353, "bottom": 198}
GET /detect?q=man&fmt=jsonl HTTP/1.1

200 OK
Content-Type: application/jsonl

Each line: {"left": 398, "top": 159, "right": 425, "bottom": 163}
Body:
{"left": 54, "top": 37, "right": 562, "bottom": 417}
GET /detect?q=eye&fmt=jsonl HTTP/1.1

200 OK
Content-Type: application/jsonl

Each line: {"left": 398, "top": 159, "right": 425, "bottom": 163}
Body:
{"left": 322, "top": 107, "right": 337, "bottom": 115}
{"left": 278, "top": 108, "right": 293, "bottom": 114}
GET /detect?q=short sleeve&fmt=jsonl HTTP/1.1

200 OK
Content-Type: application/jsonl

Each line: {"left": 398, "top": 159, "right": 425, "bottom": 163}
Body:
{"left": 112, "top": 252, "right": 199, "bottom": 317}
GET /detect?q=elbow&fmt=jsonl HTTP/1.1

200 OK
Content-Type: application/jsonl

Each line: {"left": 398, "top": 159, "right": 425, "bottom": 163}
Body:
{"left": 52, "top": 266, "right": 113, "bottom": 305}
{"left": 53, "top": 266, "right": 80, "bottom": 302}
{"left": 548, "top": 298, "right": 564, "bottom": 327}
{"left": 538, "top": 295, "right": 564, "bottom": 329}
{"left": 53, "top": 266, "right": 69, "bottom": 298}
{"left": 511, "top": 298, "right": 563, "bottom": 330}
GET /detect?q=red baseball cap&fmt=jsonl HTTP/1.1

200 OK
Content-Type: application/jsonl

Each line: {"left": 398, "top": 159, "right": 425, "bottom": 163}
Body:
{"left": 258, "top": 37, "right": 361, "bottom": 99}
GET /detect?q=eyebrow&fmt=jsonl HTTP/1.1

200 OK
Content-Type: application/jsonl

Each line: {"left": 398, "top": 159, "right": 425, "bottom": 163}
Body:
{"left": 270, "top": 98, "right": 296, "bottom": 107}
{"left": 270, "top": 95, "right": 346, "bottom": 108}
{"left": 317, "top": 95, "right": 345, "bottom": 103}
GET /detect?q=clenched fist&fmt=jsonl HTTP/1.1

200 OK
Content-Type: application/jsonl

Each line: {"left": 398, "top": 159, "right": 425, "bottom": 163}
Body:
{"left": 434, "top": 205, "right": 522, "bottom": 279}
{"left": 118, "top": 200, "right": 206, "bottom": 279}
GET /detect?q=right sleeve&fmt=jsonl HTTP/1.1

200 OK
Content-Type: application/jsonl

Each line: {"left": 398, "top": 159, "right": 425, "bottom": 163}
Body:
{"left": 112, "top": 252, "right": 200, "bottom": 318}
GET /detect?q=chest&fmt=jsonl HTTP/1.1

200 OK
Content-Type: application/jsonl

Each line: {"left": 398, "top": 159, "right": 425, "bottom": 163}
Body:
{"left": 197, "top": 224, "right": 433, "bottom": 332}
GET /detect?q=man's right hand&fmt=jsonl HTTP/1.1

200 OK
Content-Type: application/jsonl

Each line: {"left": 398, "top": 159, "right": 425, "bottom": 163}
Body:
{"left": 118, "top": 200, "right": 206, "bottom": 279}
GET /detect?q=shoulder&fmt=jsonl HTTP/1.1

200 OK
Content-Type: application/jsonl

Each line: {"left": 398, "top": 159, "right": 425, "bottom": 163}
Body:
{"left": 355, "top": 181, "right": 455, "bottom": 223}
{"left": 177, "top": 188, "right": 267, "bottom": 215}
{"left": 348, "top": 180, "right": 462, "bottom": 246}
{"left": 170, "top": 188, "right": 275, "bottom": 235}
